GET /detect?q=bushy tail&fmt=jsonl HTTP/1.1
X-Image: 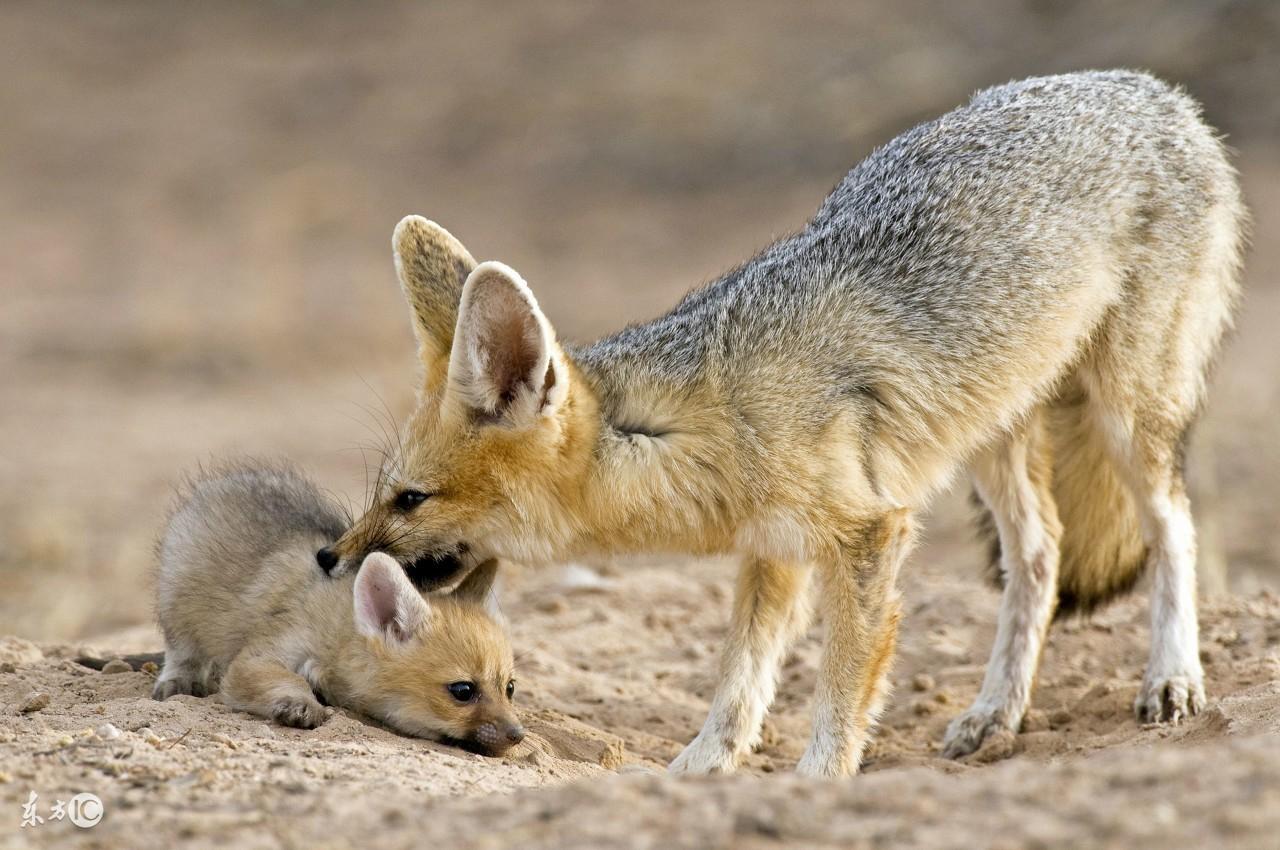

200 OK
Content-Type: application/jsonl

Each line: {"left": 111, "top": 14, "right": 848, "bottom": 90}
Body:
{"left": 976, "top": 389, "right": 1148, "bottom": 618}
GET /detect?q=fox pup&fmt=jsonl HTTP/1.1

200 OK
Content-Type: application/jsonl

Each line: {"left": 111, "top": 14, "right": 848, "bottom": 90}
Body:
{"left": 153, "top": 462, "right": 524, "bottom": 756}
{"left": 326, "top": 71, "right": 1245, "bottom": 776}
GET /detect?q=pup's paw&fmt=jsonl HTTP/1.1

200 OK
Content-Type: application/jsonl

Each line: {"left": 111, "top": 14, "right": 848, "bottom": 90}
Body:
{"left": 669, "top": 731, "right": 740, "bottom": 776}
{"left": 271, "top": 696, "right": 328, "bottom": 729}
{"left": 1135, "top": 671, "right": 1205, "bottom": 724}
{"left": 942, "top": 706, "right": 1014, "bottom": 759}
{"left": 153, "top": 675, "right": 207, "bottom": 700}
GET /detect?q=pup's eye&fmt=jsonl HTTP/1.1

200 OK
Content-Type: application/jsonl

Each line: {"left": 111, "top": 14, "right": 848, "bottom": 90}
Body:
{"left": 505, "top": 680, "right": 516, "bottom": 700}
{"left": 393, "top": 490, "right": 430, "bottom": 512}
{"left": 447, "top": 681, "right": 476, "bottom": 703}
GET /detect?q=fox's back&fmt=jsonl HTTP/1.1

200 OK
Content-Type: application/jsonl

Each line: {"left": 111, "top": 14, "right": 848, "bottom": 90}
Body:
{"left": 579, "top": 71, "right": 1242, "bottom": 444}
{"left": 156, "top": 462, "right": 349, "bottom": 663}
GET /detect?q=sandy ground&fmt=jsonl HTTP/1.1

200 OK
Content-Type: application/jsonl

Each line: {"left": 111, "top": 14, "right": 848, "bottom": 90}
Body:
{"left": 2, "top": 2, "right": 1280, "bottom": 848}
{"left": 4, "top": 546, "right": 1280, "bottom": 848}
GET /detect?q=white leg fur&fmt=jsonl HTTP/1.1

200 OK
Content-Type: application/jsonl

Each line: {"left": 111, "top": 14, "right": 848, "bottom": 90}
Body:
{"left": 1133, "top": 489, "right": 1205, "bottom": 722}
{"left": 1089, "top": 396, "right": 1206, "bottom": 723}
{"left": 944, "top": 424, "right": 1061, "bottom": 759}
{"left": 670, "top": 558, "right": 812, "bottom": 775}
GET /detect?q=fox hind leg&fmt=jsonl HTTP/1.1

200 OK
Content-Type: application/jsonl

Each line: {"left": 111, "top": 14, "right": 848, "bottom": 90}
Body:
{"left": 1089, "top": 396, "right": 1205, "bottom": 723}
{"left": 944, "top": 416, "right": 1062, "bottom": 758}
{"left": 153, "top": 641, "right": 214, "bottom": 700}
{"left": 669, "top": 557, "right": 812, "bottom": 775}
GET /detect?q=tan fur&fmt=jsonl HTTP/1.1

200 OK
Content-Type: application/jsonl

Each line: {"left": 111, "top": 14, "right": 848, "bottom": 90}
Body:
{"left": 1046, "top": 380, "right": 1147, "bottom": 613}
{"left": 337, "top": 73, "right": 1246, "bottom": 775}
{"left": 155, "top": 465, "right": 522, "bottom": 755}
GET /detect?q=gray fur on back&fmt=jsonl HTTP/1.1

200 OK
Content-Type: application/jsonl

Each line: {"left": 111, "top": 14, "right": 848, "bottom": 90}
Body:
{"left": 161, "top": 460, "right": 347, "bottom": 567}
{"left": 156, "top": 460, "right": 349, "bottom": 621}
{"left": 573, "top": 70, "right": 1240, "bottom": 435}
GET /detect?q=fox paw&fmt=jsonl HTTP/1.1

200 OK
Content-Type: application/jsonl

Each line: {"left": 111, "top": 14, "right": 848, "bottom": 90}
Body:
{"left": 271, "top": 696, "right": 328, "bottom": 729}
{"left": 153, "top": 675, "right": 208, "bottom": 700}
{"left": 942, "top": 707, "right": 1013, "bottom": 759}
{"left": 669, "top": 732, "right": 740, "bottom": 775}
{"left": 1135, "top": 672, "right": 1204, "bottom": 724}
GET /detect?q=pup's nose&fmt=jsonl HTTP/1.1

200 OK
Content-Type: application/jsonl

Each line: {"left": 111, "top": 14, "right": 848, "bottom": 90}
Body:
{"left": 505, "top": 725, "right": 525, "bottom": 746}
{"left": 315, "top": 547, "right": 339, "bottom": 573}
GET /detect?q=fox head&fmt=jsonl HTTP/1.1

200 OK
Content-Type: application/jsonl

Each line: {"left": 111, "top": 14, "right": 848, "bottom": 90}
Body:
{"left": 345, "top": 552, "right": 523, "bottom": 756}
{"left": 325, "top": 216, "right": 600, "bottom": 584}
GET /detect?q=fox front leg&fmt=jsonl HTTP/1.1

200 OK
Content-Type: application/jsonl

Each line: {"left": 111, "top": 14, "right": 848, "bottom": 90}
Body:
{"left": 797, "top": 509, "right": 913, "bottom": 778}
{"left": 669, "top": 557, "right": 813, "bottom": 775}
{"left": 221, "top": 652, "right": 329, "bottom": 729}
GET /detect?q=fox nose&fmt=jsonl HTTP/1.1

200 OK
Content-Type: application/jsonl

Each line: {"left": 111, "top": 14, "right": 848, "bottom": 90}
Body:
{"left": 505, "top": 725, "right": 525, "bottom": 746}
{"left": 315, "top": 547, "right": 339, "bottom": 573}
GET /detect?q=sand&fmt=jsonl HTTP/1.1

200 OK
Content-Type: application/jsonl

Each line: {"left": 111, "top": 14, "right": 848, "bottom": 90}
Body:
{"left": 4, "top": 536, "right": 1280, "bottom": 848}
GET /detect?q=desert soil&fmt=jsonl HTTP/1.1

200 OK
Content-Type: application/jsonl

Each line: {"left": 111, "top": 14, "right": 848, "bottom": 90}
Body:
{"left": 3, "top": 2, "right": 1280, "bottom": 848}
{"left": 4, "top": 544, "right": 1280, "bottom": 849}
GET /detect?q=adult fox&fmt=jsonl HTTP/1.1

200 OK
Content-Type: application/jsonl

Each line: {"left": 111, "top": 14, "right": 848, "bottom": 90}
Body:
{"left": 324, "top": 71, "right": 1245, "bottom": 777}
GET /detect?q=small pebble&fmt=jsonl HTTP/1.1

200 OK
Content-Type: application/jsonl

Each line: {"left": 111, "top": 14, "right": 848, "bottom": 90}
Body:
{"left": 537, "top": 598, "right": 568, "bottom": 615}
{"left": 1049, "top": 708, "right": 1074, "bottom": 729}
{"left": 618, "top": 764, "right": 661, "bottom": 776}
{"left": 101, "top": 659, "right": 133, "bottom": 674}
{"left": 210, "top": 733, "right": 237, "bottom": 749}
{"left": 1021, "top": 709, "right": 1049, "bottom": 733}
{"left": 911, "top": 673, "right": 936, "bottom": 692}
{"left": 0, "top": 662, "right": 16, "bottom": 674}
{"left": 18, "top": 691, "right": 50, "bottom": 713}
{"left": 95, "top": 723, "right": 122, "bottom": 740}
{"left": 969, "top": 728, "right": 1017, "bottom": 764}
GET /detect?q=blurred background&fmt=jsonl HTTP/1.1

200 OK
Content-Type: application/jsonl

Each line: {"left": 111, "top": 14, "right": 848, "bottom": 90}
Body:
{"left": 1, "top": 0, "right": 1276, "bottom": 639}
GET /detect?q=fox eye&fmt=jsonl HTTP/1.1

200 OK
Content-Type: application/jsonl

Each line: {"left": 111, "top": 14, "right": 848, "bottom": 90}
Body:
{"left": 447, "top": 681, "right": 476, "bottom": 703}
{"left": 393, "top": 490, "right": 430, "bottom": 512}
{"left": 506, "top": 680, "right": 516, "bottom": 700}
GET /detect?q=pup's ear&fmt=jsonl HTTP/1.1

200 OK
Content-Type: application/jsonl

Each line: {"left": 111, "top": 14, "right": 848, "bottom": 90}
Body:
{"left": 451, "top": 559, "right": 505, "bottom": 623}
{"left": 353, "top": 552, "right": 432, "bottom": 644}
{"left": 447, "top": 261, "right": 568, "bottom": 427}
{"left": 393, "top": 216, "right": 477, "bottom": 392}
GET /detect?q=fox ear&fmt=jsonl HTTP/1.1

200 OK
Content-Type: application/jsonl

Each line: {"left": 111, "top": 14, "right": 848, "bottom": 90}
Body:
{"left": 451, "top": 559, "right": 505, "bottom": 623}
{"left": 393, "top": 216, "right": 477, "bottom": 393}
{"left": 447, "top": 261, "right": 568, "bottom": 426}
{"left": 353, "top": 552, "right": 432, "bottom": 644}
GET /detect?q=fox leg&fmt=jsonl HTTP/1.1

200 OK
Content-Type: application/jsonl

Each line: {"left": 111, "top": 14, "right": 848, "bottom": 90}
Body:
{"left": 153, "top": 640, "right": 214, "bottom": 700}
{"left": 1130, "top": 474, "right": 1203, "bottom": 722}
{"left": 944, "top": 418, "right": 1062, "bottom": 758}
{"left": 222, "top": 651, "right": 328, "bottom": 729}
{"left": 797, "top": 509, "right": 913, "bottom": 777}
{"left": 1094, "top": 408, "right": 1205, "bottom": 723}
{"left": 669, "top": 557, "right": 813, "bottom": 775}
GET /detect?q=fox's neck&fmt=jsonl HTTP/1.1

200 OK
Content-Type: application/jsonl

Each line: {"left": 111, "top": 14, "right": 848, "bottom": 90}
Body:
{"left": 554, "top": 355, "right": 753, "bottom": 559}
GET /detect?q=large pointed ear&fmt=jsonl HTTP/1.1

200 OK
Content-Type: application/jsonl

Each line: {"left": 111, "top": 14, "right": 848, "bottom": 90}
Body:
{"left": 450, "top": 559, "right": 505, "bottom": 623}
{"left": 353, "top": 552, "right": 432, "bottom": 644}
{"left": 393, "top": 216, "right": 477, "bottom": 392}
{"left": 446, "top": 261, "right": 569, "bottom": 426}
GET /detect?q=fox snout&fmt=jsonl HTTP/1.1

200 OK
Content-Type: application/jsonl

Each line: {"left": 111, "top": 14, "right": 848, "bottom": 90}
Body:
{"left": 324, "top": 540, "right": 470, "bottom": 591}
{"left": 470, "top": 720, "right": 526, "bottom": 756}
